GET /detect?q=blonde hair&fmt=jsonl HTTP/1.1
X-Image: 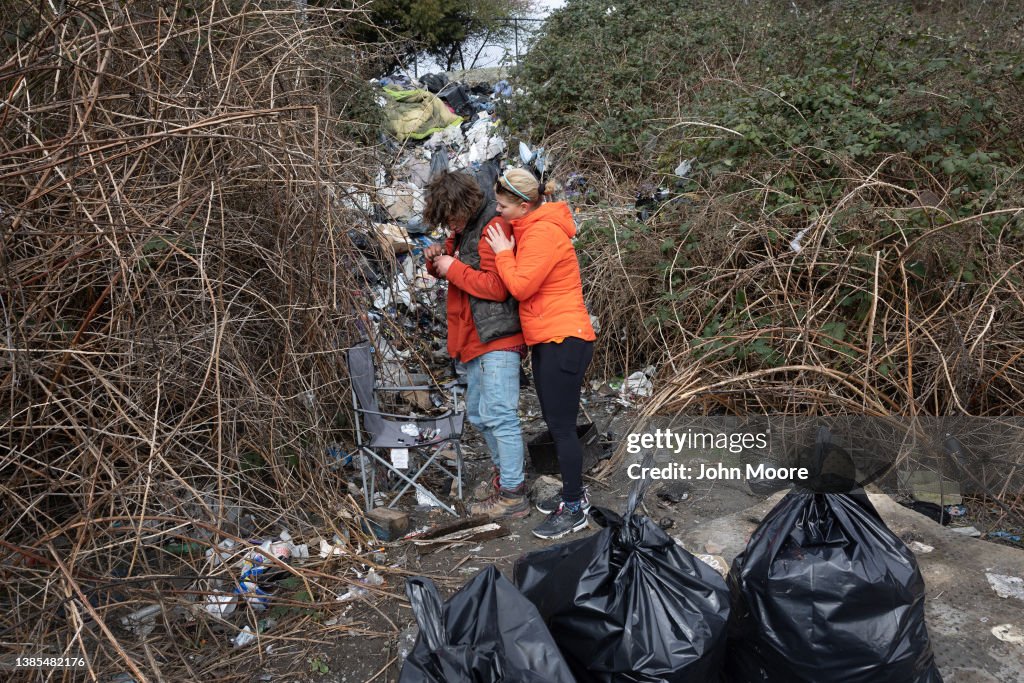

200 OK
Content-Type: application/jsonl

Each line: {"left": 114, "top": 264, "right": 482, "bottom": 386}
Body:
{"left": 496, "top": 167, "right": 550, "bottom": 205}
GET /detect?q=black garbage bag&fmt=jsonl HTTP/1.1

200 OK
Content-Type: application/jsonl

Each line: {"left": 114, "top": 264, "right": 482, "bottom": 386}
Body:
{"left": 727, "top": 490, "right": 943, "bottom": 683}
{"left": 513, "top": 469, "right": 731, "bottom": 682}
{"left": 399, "top": 565, "right": 575, "bottom": 683}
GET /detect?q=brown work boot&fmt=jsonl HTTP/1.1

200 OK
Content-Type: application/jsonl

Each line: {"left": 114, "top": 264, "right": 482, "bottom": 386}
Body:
{"left": 472, "top": 467, "right": 499, "bottom": 501}
{"left": 468, "top": 484, "right": 529, "bottom": 519}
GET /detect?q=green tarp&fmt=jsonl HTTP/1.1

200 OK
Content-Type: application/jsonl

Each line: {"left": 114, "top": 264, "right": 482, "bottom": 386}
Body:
{"left": 382, "top": 86, "right": 462, "bottom": 141}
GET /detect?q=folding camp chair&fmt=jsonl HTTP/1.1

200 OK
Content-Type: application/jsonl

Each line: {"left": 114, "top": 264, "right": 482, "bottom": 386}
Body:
{"left": 347, "top": 342, "right": 465, "bottom": 516}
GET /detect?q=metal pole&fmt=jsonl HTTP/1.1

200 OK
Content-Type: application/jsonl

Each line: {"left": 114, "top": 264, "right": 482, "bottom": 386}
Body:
{"left": 514, "top": 18, "right": 519, "bottom": 64}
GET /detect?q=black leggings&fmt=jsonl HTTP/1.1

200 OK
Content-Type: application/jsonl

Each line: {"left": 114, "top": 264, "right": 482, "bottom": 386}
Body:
{"left": 532, "top": 337, "right": 594, "bottom": 503}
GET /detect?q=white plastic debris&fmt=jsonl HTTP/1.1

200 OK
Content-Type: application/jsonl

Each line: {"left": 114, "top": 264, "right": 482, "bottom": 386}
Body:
{"left": 336, "top": 568, "right": 384, "bottom": 602}
{"left": 232, "top": 626, "right": 256, "bottom": 648}
{"left": 992, "top": 623, "right": 1024, "bottom": 644}
{"left": 379, "top": 181, "right": 421, "bottom": 222}
{"left": 318, "top": 537, "right": 347, "bottom": 558}
{"left": 424, "top": 125, "right": 465, "bottom": 151}
{"left": 790, "top": 224, "right": 813, "bottom": 253}
{"left": 907, "top": 541, "right": 934, "bottom": 554}
{"left": 621, "top": 370, "right": 654, "bottom": 400}
{"left": 205, "top": 538, "right": 237, "bottom": 567}
{"left": 986, "top": 573, "right": 1024, "bottom": 601}
{"left": 465, "top": 115, "right": 506, "bottom": 164}
{"left": 401, "top": 423, "right": 419, "bottom": 436}
{"left": 416, "top": 488, "right": 442, "bottom": 507}
{"left": 950, "top": 526, "right": 981, "bottom": 537}
{"left": 204, "top": 592, "right": 238, "bottom": 617}
{"left": 674, "top": 158, "right": 695, "bottom": 178}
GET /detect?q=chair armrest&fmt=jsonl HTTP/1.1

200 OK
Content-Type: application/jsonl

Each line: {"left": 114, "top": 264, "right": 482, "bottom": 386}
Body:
{"left": 377, "top": 384, "right": 436, "bottom": 392}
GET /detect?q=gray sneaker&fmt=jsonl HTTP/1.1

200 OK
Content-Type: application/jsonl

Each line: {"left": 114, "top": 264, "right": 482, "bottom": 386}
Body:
{"left": 536, "top": 489, "right": 591, "bottom": 515}
{"left": 532, "top": 503, "right": 589, "bottom": 540}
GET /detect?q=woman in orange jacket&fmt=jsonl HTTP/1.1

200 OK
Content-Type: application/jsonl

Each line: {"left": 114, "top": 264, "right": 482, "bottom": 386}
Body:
{"left": 484, "top": 167, "right": 597, "bottom": 540}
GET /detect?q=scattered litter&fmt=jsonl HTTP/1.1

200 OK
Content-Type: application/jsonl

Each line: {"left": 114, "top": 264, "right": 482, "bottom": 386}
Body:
{"left": 336, "top": 568, "right": 385, "bottom": 602}
{"left": 205, "top": 538, "right": 237, "bottom": 567}
{"left": 986, "top": 573, "right": 1024, "bottom": 601}
{"left": 415, "top": 488, "right": 442, "bottom": 507}
{"left": 991, "top": 623, "right": 1024, "bottom": 644}
{"left": 907, "top": 541, "right": 934, "bottom": 554}
{"left": 790, "top": 224, "right": 813, "bottom": 253}
{"left": 657, "top": 481, "right": 691, "bottom": 504}
{"left": 950, "top": 526, "right": 982, "bottom": 537}
{"left": 318, "top": 537, "right": 347, "bottom": 558}
{"left": 397, "top": 622, "right": 419, "bottom": 661}
{"left": 945, "top": 504, "right": 968, "bottom": 517}
{"left": 204, "top": 592, "right": 237, "bottom": 617}
{"left": 120, "top": 604, "right": 161, "bottom": 637}
{"left": 620, "top": 368, "right": 654, "bottom": 402}
{"left": 518, "top": 141, "right": 546, "bottom": 175}
{"left": 674, "top": 158, "right": 695, "bottom": 178}
{"left": 989, "top": 531, "right": 1022, "bottom": 543}
{"left": 231, "top": 619, "right": 275, "bottom": 648}
{"left": 463, "top": 114, "right": 506, "bottom": 165}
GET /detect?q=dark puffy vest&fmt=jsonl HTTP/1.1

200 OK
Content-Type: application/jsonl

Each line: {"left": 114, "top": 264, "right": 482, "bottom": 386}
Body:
{"left": 455, "top": 200, "right": 522, "bottom": 344}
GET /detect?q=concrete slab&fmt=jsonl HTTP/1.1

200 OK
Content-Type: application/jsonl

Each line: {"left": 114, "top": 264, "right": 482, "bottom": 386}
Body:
{"left": 677, "top": 491, "right": 1024, "bottom": 682}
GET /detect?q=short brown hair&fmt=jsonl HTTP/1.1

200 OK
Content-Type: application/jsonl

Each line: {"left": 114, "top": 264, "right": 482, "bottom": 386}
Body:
{"left": 424, "top": 171, "right": 484, "bottom": 227}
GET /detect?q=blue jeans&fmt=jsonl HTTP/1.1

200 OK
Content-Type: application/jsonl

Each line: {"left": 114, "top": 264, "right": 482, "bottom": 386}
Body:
{"left": 461, "top": 350, "right": 524, "bottom": 489}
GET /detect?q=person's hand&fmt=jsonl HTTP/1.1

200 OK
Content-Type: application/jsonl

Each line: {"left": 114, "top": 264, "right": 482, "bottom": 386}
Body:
{"left": 484, "top": 226, "right": 515, "bottom": 254}
{"left": 433, "top": 254, "right": 455, "bottom": 277}
{"left": 423, "top": 244, "right": 443, "bottom": 260}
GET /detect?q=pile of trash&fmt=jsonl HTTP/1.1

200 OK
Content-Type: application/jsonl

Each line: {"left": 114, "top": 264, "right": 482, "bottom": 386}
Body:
{"left": 338, "top": 70, "right": 521, "bottom": 381}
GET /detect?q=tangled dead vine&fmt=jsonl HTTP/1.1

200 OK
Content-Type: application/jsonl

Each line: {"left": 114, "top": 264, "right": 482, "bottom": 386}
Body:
{"left": 0, "top": 2, "right": 430, "bottom": 680}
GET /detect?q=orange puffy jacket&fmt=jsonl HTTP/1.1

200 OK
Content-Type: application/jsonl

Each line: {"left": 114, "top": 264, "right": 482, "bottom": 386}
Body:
{"left": 493, "top": 202, "right": 596, "bottom": 346}
{"left": 426, "top": 215, "right": 526, "bottom": 362}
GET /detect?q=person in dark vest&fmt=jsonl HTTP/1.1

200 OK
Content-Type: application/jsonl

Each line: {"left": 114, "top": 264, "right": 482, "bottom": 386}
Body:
{"left": 424, "top": 170, "right": 529, "bottom": 519}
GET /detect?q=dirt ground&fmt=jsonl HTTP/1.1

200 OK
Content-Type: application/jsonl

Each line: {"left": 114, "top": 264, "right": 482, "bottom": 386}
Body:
{"left": 256, "top": 386, "right": 1024, "bottom": 683}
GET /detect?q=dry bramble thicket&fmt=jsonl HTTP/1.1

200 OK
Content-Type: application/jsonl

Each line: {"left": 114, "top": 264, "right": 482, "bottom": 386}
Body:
{"left": 1, "top": 2, "right": 422, "bottom": 679}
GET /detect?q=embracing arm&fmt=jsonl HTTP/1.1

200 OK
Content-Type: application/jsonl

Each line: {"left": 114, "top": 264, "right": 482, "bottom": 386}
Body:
{"left": 490, "top": 223, "right": 562, "bottom": 301}
{"left": 444, "top": 220, "right": 512, "bottom": 301}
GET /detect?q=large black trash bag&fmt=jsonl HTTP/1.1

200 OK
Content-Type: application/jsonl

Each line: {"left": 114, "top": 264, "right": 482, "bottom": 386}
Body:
{"left": 513, "top": 468, "right": 731, "bottom": 682}
{"left": 399, "top": 565, "right": 575, "bottom": 683}
{"left": 726, "top": 490, "right": 943, "bottom": 683}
